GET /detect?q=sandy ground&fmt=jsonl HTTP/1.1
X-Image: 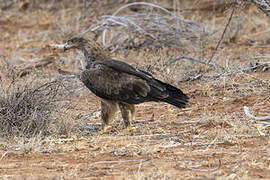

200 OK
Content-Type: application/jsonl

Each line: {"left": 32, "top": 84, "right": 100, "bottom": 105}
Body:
{"left": 0, "top": 1, "right": 269, "bottom": 179}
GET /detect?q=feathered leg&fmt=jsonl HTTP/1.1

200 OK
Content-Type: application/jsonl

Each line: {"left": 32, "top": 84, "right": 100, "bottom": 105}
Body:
{"left": 100, "top": 100, "right": 118, "bottom": 133}
{"left": 119, "top": 103, "right": 135, "bottom": 129}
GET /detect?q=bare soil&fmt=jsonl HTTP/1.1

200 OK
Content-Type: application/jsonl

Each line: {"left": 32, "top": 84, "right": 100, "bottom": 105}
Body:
{"left": 0, "top": 1, "right": 269, "bottom": 179}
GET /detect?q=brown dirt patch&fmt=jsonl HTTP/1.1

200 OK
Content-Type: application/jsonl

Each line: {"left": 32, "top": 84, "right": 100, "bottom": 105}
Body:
{"left": 0, "top": 1, "right": 269, "bottom": 179}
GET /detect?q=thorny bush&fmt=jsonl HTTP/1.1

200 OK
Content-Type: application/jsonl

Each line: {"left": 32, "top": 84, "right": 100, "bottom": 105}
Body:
{"left": 0, "top": 70, "right": 63, "bottom": 137}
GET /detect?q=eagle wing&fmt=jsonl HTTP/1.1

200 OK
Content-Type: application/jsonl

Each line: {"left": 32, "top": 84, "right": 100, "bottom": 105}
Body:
{"left": 80, "top": 60, "right": 161, "bottom": 104}
{"left": 81, "top": 59, "right": 188, "bottom": 107}
{"left": 98, "top": 60, "right": 166, "bottom": 91}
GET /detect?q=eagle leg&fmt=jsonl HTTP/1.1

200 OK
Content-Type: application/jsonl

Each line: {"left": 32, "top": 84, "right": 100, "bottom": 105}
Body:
{"left": 100, "top": 100, "right": 118, "bottom": 133}
{"left": 119, "top": 103, "right": 135, "bottom": 129}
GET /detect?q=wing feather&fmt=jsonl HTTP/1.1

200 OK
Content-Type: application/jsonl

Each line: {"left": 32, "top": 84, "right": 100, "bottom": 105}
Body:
{"left": 98, "top": 60, "right": 166, "bottom": 91}
{"left": 80, "top": 64, "right": 151, "bottom": 104}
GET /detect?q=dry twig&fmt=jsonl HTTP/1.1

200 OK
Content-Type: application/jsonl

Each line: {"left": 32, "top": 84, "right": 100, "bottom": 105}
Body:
{"left": 82, "top": 2, "right": 204, "bottom": 53}
{"left": 207, "top": 3, "right": 236, "bottom": 64}
{"left": 90, "top": 159, "right": 150, "bottom": 166}
{"left": 249, "top": 0, "right": 270, "bottom": 18}
{"left": 234, "top": 134, "right": 270, "bottom": 137}
{"left": 182, "top": 62, "right": 270, "bottom": 82}
{"left": 243, "top": 106, "right": 270, "bottom": 121}
{"left": 184, "top": 142, "right": 226, "bottom": 146}
{"left": 166, "top": 56, "right": 216, "bottom": 69}
{"left": 186, "top": 159, "right": 221, "bottom": 172}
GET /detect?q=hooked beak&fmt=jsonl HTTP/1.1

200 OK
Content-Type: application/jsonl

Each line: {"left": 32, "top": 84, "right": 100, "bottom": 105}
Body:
{"left": 63, "top": 44, "right": 68, "bottom": 51}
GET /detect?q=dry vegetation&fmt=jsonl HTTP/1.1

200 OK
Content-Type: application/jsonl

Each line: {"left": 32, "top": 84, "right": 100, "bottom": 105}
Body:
{"left": 0, "top": 0, "right": 269, "bottom": 179}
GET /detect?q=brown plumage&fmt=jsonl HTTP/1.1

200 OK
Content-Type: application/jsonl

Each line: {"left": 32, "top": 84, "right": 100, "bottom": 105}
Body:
{"left": 63, "top": 37, "right": 189, "bottom": 133}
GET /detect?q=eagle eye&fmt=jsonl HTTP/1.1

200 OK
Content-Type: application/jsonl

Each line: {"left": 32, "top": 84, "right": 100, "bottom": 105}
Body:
{"left": 67, "top": 38, "right": 76, "bottom": 44}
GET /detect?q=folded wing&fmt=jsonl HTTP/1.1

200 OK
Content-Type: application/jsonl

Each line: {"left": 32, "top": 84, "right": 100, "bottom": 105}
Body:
{"left": 81, "top": 60, "right": 189, "bottom": 107}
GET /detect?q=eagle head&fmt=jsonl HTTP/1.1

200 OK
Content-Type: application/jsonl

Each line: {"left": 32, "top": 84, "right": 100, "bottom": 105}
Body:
{"left": 64, "top": 37, "right": 88, "bottom": 51}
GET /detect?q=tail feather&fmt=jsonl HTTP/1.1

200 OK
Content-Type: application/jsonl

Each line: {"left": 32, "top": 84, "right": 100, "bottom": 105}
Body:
{"left": 153, "top": 80, "right": 189, "bottom": 108}
{"left": 163, "top": 94, "right": 189, "bottom": 108}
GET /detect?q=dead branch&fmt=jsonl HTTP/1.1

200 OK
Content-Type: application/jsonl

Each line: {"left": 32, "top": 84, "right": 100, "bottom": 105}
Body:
{"left": 181, "top": 62, "right": 270, "bottom": 82}
{"left": 166, "top": 56, "right": 217, "bottom": 69}
{"left": 207, "top": 3, "right": 236, "bottom": 64}
{"left": 46, "top": 138, "right": 75, "bottom": 143}
{"left": 186, "top": 159, "right": 221, "bottom": 172}
{"left": 184, "top": 142, "right": 226, "bottom": 146}
{"left": 101, "top": 2, "right": 201, "bottom": 47}
{"left": 0, "top": 0, "right": 15, "bottom": 10}
{"left": 0, "top": 74, "right": 64, "bottom": 137}
{"left": 249, "top": 0, "right": 270, "bottom": 18}
{"left": 18, "top": 58, "right": 54, "bottom": 77}
{"left": 15, "top": 43, "right": 69, "bottom": 77}
{"left": 234, "top": 134, "right": 270, "bottom": 137}
{"left": 244, "top": 106, "right": 270, "bottom": 121}
{"left": 82, "top": 2, "right": 204, "bottom": 53}
{"left": 90, "top": 159, "right": 150, "bottom": 166}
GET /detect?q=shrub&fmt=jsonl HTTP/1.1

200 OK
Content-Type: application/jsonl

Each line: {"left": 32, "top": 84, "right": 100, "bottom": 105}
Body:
{"left": 0, "top": 72, "right": 63, "bottom": 137}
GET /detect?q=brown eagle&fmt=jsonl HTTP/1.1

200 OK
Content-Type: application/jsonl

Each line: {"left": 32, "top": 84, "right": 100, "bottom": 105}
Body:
{"left": 63, "top": 37, "right": 189, "bottom": 133}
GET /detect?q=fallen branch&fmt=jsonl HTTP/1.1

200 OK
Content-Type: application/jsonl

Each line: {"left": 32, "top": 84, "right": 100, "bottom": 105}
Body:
{"left": 46, "top": 138, "right": 75, "bottom": 143}
{"left": 160, "top": 142, "right": 181, "bottom": 149}
{"left": 90, "top": 159, "right": 150, "bottom": 166}
{"left": 82, "top": 2, "right": 204, "bottom": 53}
{"left": 233, "top": 134, "right": 270, "bottom": 137}
{"left": 243, "top": 106, "right": 270, "bottom": 121}
{"left": 207, "top": 3, "right": 236, "bottom": 64}
{"left": 249, "top": 0, "right": 270, "bottom": 18}
{"left": 165, "top": 55, "right": 216, "bottom": 69}
{"left": 184, "top": 142, "right": 226, "bottom": 146}
{"left": 1, "top": 0, "right": 15, "bottom": 10}
{"left": 186, "top": 159, "right": 221, "bottom": 172}
{"left": 18, "top": 58, "right": 54, "bottom": 77}
{"left": 180, "top": 63, "right": 270, "bottom": 82}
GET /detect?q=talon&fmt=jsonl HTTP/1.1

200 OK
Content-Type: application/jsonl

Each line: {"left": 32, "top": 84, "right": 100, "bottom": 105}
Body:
{"left": 95, "top": 125, "right": 107, "bottom": 136}
{"left": 126, "top": 125, "right": 133, "bottom": 131}
{"left": 120, "top": 126, "right": 134, "bottom": 133}
{"left": 96, "top": 130, "right": 107, "bottom": 136}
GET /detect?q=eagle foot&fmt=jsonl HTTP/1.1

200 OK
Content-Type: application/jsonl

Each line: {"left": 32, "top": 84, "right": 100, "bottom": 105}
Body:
{"left": 95, "top": 129, "right": 110, "bottom": 136}
{"left": 118, "top": 126, "right": 134, "bottom": 134}
{"left": 95, "top": 125, "right": 111, "bottom": 136}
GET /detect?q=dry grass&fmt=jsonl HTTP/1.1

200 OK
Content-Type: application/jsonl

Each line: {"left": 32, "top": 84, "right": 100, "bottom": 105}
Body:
{"left": 0, "top": 65, "right": 61, "bottom": 137}
{"left": 0, "top": 0, "right": 269, "bottom": 179}
{"left": 0, "top": 62, "right": 92, "bottom": 140}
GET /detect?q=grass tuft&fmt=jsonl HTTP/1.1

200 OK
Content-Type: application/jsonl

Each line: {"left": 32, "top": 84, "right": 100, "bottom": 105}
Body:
{"left": 0, "top": 66, "right": 63, "bottom": 137}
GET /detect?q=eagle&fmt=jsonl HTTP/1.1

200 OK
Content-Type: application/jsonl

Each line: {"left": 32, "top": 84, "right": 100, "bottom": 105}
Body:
{"left": 63, "top": 37, "right": 189, "bottom": 133}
